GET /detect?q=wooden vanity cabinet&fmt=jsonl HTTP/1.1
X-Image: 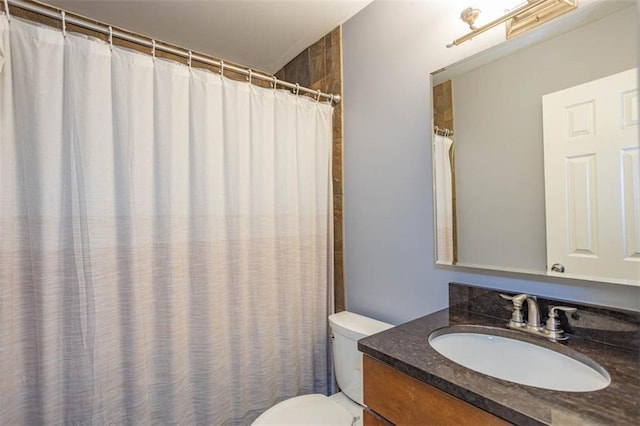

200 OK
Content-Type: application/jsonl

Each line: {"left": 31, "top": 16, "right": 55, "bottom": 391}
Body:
{"left": 363, "top": 355, "right": 509, "bottom": 426}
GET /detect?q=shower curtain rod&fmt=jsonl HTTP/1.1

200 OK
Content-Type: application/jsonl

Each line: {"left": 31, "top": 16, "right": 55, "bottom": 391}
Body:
{"left": 2, "top": 0, "right": 342, "bottom": 104}
{"left": 434, "top": 126, "right": 453, "bottom": 137}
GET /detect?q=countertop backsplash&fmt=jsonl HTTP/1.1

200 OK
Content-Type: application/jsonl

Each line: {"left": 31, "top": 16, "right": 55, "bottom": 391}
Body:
{"left": 449, "top": 282, "right": 640, "bottom": 352}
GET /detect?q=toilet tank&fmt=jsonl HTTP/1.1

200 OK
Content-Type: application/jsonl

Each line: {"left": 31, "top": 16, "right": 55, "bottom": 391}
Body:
{"left": 328, "top": 311, "right": 393, "bottom": 405}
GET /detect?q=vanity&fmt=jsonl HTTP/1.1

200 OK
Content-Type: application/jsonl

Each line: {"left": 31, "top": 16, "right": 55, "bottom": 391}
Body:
{"left": 358, "top": 283, "right": 640, "bottom": 425}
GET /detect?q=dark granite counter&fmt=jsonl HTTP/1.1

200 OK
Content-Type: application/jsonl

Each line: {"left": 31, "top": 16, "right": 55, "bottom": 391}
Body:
{"left": 358, "top": 283, "right": 640, "bottom": 425}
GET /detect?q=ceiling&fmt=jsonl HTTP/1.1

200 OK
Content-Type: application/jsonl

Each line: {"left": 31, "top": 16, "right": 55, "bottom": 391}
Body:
{"left": 45, "top": 0, "right": 372, "bottom": 73}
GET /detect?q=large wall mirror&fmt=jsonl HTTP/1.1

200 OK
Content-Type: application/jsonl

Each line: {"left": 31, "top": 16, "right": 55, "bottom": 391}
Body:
{"left": 432, "top": 0, "right": 639, "bottom": 286}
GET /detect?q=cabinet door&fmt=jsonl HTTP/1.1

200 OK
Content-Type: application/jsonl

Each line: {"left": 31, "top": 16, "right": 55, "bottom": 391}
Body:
{"left": 542, "top": 68, "right": 639, "bottom": 284}
{"left": 363, "top": 355, "right": 508, "bottom": 426}
{"left": 363, "top": 409, "right": 391, "bottom": 426}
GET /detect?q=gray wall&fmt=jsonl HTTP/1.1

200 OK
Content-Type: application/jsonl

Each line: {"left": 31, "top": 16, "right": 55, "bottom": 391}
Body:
{"left": 454, "top": 8, "right": 637, "bottom": 273}
{"left": 342, "top": 0, "right": 640, "bottom": 325}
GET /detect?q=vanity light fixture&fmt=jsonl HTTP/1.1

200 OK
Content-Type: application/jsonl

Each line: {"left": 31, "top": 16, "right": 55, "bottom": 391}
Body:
{"left": 447, "top": 0, "right": 578, "bottom": 48}
{"left": 460, "top": 7, "right": 482, "bottom": 30}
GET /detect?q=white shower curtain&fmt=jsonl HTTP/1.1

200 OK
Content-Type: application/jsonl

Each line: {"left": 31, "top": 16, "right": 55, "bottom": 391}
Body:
{"left": 433, "top": 132, "right": 454, "bottom": 264}
{"left": 0, "top": 16, "right": 333, "bottom": 425}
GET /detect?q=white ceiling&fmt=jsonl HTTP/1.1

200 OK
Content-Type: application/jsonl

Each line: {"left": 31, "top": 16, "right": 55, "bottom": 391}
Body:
{"left": 46, "top": 0, "right": 372, "bottom": 73}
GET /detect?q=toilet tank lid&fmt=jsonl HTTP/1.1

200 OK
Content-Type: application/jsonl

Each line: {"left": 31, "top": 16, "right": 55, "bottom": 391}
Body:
{"left": 328, "top": 311, "right": 393, "bottom": 340}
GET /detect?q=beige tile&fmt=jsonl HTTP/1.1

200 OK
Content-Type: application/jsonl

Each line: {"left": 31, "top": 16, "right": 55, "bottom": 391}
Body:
{"left": 333, "top": 250, "right": 345, "bottom": 312}
{"left": 309, "top": 39, "right": 326, "bottom": 87}
{"left": 325, "top": 74, "right": 342, "bottom": 98}
{"left": 333, "top": 196, "right": 343, "bottom": 247}
{"left": 332, "top": 140, "right": 343, "bottom": 183}
{"left": 311, "top": 78, "right": 326, "bottom": 92}
{"left": 332, "top": 109, "right": 343, "bottom": 141}
{"left": 325, "top": 27, "right": 342, "bottom": 77}
{"left": 284, "top": 49, "right": 311, "bottom": 88}
{"left": 333, "top": 177, "right": 343, "bottom": 198}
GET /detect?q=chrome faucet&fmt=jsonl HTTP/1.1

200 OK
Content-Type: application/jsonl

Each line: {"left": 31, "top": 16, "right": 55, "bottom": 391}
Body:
{"left": 524, "top": 295, "right": 543, "bottom": 331}
{"left": 500, "top": 293, "right": 576, "bottom": 341}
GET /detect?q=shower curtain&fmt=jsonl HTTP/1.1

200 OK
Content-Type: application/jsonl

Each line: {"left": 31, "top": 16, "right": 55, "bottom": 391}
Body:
{"left": 0, "top": 16, "right": 333, "bottom": 425}
{"left": 433, "top": 132, "right": 454, "bottom": 264}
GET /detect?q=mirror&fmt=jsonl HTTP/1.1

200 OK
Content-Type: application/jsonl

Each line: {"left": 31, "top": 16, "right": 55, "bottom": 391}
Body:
{"left": 432, "top": 0, "right": 639, "bottom": 285}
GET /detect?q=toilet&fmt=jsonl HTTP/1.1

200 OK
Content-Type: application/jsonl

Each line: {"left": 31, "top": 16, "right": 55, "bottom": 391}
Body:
{"left": 252, "top": 311, "right": 394, "bottom": 426}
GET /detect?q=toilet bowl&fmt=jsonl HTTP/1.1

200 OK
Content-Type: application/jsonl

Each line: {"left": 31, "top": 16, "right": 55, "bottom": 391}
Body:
{"left": 252, "top": 311, "right": 393, "bottom": 426}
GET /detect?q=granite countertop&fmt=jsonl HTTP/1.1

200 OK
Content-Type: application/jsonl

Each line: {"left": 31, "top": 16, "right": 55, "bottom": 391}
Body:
{"left": 358, "top": 296, "right": 640, "bottom": 425}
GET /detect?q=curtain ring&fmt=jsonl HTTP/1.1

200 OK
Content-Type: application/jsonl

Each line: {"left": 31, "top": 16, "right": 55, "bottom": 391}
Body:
{"left": 219, "top": 60, "right": 225, "bottom": 75}
{"left": 151, "top": 39, "right": 156, "bottom": 60}
{"left": 247, "top": 69, "right": 252, "bottom": 84}
{"left": 61, "top": 10, "right": 66, "bottom": 37}
{"left": 316, "top": 89, "right": 321, "bottom": 102}
{"left": 3, "top": 0, "right": 10, "bottom": 22}
{"left": 295, "top": 83, "right": 300, "bottom": 97}
{"left": 272, "top": 76, "right": 278, "bottom": 90}
{"left": 328, "top": 94, "right": 334, "bottom": 105}
{"left": 188, "top": 50, "right": 192, "bottom": 68}
{"left": 108, "top": 26, "right": 113, "bottom": 50}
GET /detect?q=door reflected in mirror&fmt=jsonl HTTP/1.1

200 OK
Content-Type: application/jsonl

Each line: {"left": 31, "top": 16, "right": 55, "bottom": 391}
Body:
{"left": 431, "top": 0, "right": 639, "bottom": 285}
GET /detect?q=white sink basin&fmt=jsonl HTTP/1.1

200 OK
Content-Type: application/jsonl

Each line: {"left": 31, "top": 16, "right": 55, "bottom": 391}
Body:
{"left": 428, "top": 327, "right": 610, "bottom": 392}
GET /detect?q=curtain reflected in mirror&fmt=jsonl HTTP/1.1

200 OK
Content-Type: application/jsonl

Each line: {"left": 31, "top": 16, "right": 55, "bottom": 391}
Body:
{"left": 433, "top": 129, "right": 455, "bottom": 265}
{"left": 433, "top": 80, "right": 457, "bottom": 265}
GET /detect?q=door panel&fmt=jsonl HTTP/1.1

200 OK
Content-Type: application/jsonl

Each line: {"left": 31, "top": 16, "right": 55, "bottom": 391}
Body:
{"left": 565, "top": 154, "right": 597, "bottom": 257}
{"left": 622, "top": 147, "right": 640, "bottom": 260}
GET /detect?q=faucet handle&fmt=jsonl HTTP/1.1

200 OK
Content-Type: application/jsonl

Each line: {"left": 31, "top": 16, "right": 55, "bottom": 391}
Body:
{"left": 549, "top": 305, "right": 577, "bottom": 315}
{"left": 544, "top": 305, "right": 577, "bottom": 340}
{"left": 546, "top": 305, "right": 577, "bottom": 327}
{"left": 499, "top": 294, "right": 529, "bottom": 326}
{"left": 499, "top": 293, "right": 531, "bottom": 308}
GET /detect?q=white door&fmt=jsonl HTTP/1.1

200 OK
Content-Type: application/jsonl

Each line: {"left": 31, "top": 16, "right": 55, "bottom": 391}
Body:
{"left": 542, "top": 68, "right": 639, "bottom": 285}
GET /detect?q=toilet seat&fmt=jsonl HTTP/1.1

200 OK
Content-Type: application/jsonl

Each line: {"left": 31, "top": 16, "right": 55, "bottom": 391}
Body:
{"left": 252, "top": 394, "right": 356, "bottom": 425}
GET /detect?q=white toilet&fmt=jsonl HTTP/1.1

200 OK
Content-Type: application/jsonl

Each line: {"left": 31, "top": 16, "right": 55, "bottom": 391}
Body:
{"left": 252, "top": 311, "right": 393, "bottom": 426}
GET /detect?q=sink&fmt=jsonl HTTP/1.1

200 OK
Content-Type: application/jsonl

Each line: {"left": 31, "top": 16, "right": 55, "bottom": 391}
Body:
{"left": 428, "top": 326, "right": 610, "bottom": 392}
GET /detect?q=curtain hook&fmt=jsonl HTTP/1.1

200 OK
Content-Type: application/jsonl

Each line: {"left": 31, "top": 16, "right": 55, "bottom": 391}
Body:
{"left": 61, "top": 10, "right": 66, "bottom": 37}
{"left": 272, "top": 76, "right": 278, "bottom": 90}
{"left": 295, "top": 83, "right": 300, "bottom": 97}
{"left": 3, "top": 0, "right": 10, "bottom": 22}
{"left": 247, "top": 68, "right": 252, "bottom": 84}
{"left": 188, "top": 50, "right": 192, "bottom": 68}
{"left": 108, "top": 26, "right": 113, "bottom": 50}
{"left": 151, "top": 39, "right": 156, "bottom": 60}
{"left": 219, "top": 60, "right": 224, "bottom": 75}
